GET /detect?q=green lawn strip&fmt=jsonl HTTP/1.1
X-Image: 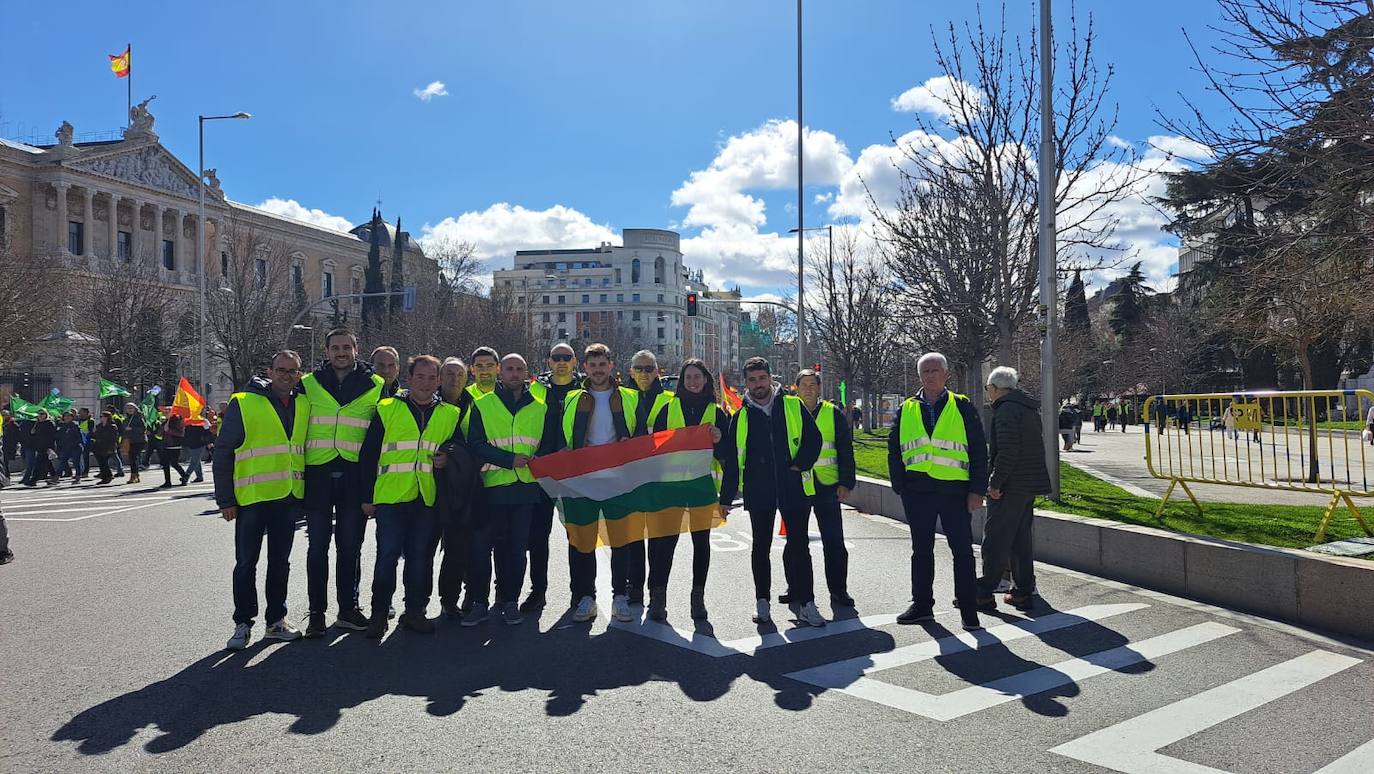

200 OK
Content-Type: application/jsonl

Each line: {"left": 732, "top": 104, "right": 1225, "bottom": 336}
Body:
{"left": 849, "top": 430, "right": 1369, "bottom": 551}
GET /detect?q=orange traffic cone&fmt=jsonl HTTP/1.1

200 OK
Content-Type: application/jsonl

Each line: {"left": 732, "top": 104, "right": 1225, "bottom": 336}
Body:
{"left": 778, "top": 517, "right": 787, "bottom": 537}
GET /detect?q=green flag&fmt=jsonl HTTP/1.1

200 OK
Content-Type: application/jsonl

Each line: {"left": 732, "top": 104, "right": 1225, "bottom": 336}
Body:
{"left": 8, "top": 396, "right": 39, "bottom": 420}
{"left": 38, "top": 392, "right": 74, "bottom": 415}
{"left": 141, "top": 391, "right": 160, "bottom": 427}
{"left": 839, "top": 380, "right": 847, "bottom": 407}
{"left": 99, "top": 378, "right": 131, "bottom": 399}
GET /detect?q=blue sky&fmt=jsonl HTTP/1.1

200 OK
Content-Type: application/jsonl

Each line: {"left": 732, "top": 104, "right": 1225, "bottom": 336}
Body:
{"left": 4, "top": 1, "right": 1228, "bottom": 296}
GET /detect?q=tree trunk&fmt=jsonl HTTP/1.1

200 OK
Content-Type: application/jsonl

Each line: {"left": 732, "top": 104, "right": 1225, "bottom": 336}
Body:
{"left": 1299, "top": 346, "right": 1321, "bottom": 485}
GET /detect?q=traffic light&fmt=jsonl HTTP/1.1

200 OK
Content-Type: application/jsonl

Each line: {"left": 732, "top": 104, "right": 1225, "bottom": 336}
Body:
{"left": 686, "top": 292, "right": 698, "bottom": 316}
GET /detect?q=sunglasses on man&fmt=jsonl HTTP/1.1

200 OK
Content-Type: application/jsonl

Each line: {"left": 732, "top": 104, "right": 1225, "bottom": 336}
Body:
{"left": 550, "top": 353, "right": 574, "bottom": 363}
{"left": 631, "top": 365, "right": 657, "bottom": 373}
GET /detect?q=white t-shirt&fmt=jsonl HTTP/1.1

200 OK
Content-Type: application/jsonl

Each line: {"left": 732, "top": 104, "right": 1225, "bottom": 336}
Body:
{"left": 586, "top": 387, "right": 616, "bottom": 446}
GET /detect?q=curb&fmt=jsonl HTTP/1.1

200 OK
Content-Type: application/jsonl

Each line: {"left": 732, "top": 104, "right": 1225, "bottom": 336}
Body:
{"left": 848, "top": 475, "right": 1374, "bottom": 642}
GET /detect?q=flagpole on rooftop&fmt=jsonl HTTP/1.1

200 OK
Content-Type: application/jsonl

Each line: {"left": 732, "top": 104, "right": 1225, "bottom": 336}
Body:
{"left": 126, "top": 44, "right": 131, "bottom": 126}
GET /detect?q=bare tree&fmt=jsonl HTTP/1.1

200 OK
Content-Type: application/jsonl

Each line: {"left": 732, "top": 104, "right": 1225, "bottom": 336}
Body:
{"left": 207, "top": 223, "right": 300, "bottom": 389}
{"left": 871, "top": 3, "right": 1143, "bottom": 409}
{"left": 67, "top": 253, "right": 181, "bottom": 392}
{"left": 0, "top": 243, "right": 62, "bottom": 363}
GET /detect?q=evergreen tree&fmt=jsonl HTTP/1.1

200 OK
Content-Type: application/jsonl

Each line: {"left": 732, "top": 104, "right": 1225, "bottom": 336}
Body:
{"left": 1108, "top": 262, "right": 1151, "bottom": 338}
{"left": 389, "top": 217, "right": 406, "bottom": 318}
{"left": 1064, "top": 269, "right": 1091, "bottom": 336}
{"left": 361, "top": 208, "right": 386, "bottom": 337}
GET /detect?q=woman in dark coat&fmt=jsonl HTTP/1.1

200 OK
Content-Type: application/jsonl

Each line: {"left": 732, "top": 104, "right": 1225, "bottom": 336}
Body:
{"left": 89, "top": 411, "right": 121, "bottom": 484}
{"left": 158, "top": 414, "right": 189, "bottom": 488}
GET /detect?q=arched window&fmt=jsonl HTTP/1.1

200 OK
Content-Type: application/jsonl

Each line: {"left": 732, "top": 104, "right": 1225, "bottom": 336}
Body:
{"left": 631, "top": 258, "right": 641, "bottom": 284}
{"left": 653, "top": 255, "right": 665, "bottom": 284}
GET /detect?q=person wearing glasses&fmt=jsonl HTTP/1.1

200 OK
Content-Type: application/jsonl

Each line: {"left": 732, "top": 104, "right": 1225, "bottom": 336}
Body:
{"left": 621, "top": 349, "right": 673, "bottom": 615}
{"left": 522, "top": 342, "right": 583, "bottom": 613}
{"left": 214, "top": 350, "right": 310, "bottom": 650}
{"left": 785, "top": 368, "right": 856, "bottom": 613}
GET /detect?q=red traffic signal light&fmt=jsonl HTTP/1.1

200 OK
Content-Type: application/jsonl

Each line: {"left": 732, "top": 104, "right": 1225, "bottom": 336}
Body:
{"left": 686, "top": 292, "right": 699, "bottom": 316}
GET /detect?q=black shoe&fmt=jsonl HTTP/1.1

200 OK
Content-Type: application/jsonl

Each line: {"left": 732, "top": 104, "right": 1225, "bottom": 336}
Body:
{"left": 647, "top": 587, "right": 667, "bottom": 621}
{"left": 335, "top": 608, "right": 370, "bottom": 631}
{"left": 519, "top": 590, "right": 547, "bottom": 614}
{"left": 0, "top": 550, "right": 13, "bottom": 565}
{"left": 303, "top": 612, "right": 327, "bottom": 638}
{"left": 441, "top": 600, "right": 462, "bottom": 618}
{"left": 897, "top": 604, "right": 935, "bottom": 625}
{"left": 179, "top": 475, "right": 189, "bottom": 486}
{"left": 192, "top": 475, "right": 204, "bottom": 483}
{"left": 159, "top": 482, "right": 172, "bottom": 489}
{"left": 1006, "top": 593, "right": 1036, "bottom": 612}
{"left": 777, "top": 592, "right": 792, "bottom": 605}
{"left": 399, "top": 611, "right": 435, "bottom": 634}
{"left": 830, "top": 593, "right": 855, "bottom": 608}
{"left": 366, "top": 613, "right": 388, "bottom": 639}
{"left": 961, "top": 609, "right": 983, "bottom": 631}
{"left": 974, "top": 595, "right": 998, "bottom": 613}
{"left": 460, "top": 596, "right": 474, "bottom": 614}
{"left": 387, "top": 605, "right": 397, "bottom": 620}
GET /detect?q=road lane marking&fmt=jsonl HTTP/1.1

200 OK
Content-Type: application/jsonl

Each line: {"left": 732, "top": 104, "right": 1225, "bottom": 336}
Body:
{"left": 5, "top": 499, "right": 191, "bottom": 522}
{"left": 5, "top": 497, "right": 173, "bottom": 515}
{"left": 1317, "top": 738, "right": 1374, "bottom": 774}
{"left": 785, "top": 603, "right": 1149, "bottom": 688}
{"left": 1050, "top": 649, "right": 1362, "bottom": 773}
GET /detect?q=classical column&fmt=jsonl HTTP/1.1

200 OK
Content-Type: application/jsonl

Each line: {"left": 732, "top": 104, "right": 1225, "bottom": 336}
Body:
{"left": 81, "top": 187, "right": 95, "bottom": 257}
{"left": 152, "top": 205, "right": 165, "bottom": 267}
{"left": 107, "top": 193, "right": 119, "bottom": 259}
{"left": 128, "top": 199, "right": 142, "bottom": 262}
{"left": 54, "top": 182, "right": 70, "bottom": 254}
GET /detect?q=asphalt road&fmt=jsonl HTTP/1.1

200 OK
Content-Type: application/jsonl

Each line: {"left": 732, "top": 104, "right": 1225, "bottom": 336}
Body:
{"left": 3, "top": 474, "right": 1373, "bottom": 773}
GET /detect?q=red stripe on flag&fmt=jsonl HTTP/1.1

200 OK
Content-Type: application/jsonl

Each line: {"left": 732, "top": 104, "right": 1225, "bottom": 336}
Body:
{"left": 529, "top": 424, "right": 712, "bottom": 481}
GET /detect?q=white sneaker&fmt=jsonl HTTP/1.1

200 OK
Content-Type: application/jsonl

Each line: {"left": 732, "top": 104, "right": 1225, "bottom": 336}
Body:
{"left": 226, "top": 623, "right": 251, "bottom": 650}
{"left": 796, "top": 601, "right": 826, "bottom": 627}
{"left": 753, "top": 598, "right": 771, "bottom": 623}
{"left": 264, "top": 618, "right": 302, "bottom": 642}
{"left": 611, "top": 594, "right": 633, "bottom": 622}
{"left": 572, "top": 596, "right": 597, "bottom": 622}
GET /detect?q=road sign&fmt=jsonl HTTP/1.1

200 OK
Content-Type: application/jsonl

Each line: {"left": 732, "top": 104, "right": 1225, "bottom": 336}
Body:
{"left": 402, "top": 286, "right": 416, "bottom": 312}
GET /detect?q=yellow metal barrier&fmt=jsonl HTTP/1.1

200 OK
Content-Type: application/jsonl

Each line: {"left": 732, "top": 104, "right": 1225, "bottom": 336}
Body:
{"left": 1142, "top": 390, "right": 1374, "bottom": 543}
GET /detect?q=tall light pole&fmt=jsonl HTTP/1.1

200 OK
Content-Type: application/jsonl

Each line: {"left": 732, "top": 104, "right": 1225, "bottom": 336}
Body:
{"left": 198, "top": 111, "right": 251, "bottom": 402}
{"left": 789, "top": 224, "right": 831, "bottom": 370}
{"left": 1037, "top": 0, "right": 1060, "bottom": 499}
{"left": 795, "top": 0, "right": 806, "bottom": 373}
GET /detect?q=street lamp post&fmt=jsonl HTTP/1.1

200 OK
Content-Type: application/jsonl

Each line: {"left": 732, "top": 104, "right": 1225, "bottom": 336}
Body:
{"left": 795, "top": 0, "right": 806, "bottom": 374}
{"left": 1037, "top": 0, "right": 1060, "bottom": 499}
{"left": 198, "top": 111, "right": 251, "bottom": 402}
{"left": 789, "top": 224, "right": 831, "bottom": 369}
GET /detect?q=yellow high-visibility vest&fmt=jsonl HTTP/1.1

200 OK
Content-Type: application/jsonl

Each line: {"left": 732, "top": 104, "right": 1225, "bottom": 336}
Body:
{"left": 735, "top": 395, "right": 812, "bottom": 497}
{"left": 300, "top": 372, "right": 383, "bottom": 464}
{"left": 665, "top": 397, "right": 724, "bottom": 492}
{"left": 561, "top": 387, "right": 640, "bottom": 448}
{"left": 372, "top": 398, "right": 461, "bottom": 506}
{"left": 810, "top": 400, "right": 840, "bottom": 487}
{"left": 231, "top": 391, "right": 307, "bottom": 506}
{"left": 473, "top": 390, "right": 547, "bottom": 488}
{"left": 898, "top": 393, "right": 971, "bottom": 481}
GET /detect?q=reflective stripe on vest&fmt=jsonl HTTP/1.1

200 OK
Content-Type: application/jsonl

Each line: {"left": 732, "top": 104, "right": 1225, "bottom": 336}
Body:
{"left": 231, "top": 391, "right": 308, "bottom": 506}
{"left": 811, "top": 401, "right": 840, "bottom": 487}
{"left": 461, "top": 383, "right": 495, "bottom": 437}
{"left": 666, "top": 398, "right": 724, "bottom": 492}
{"left": 561, "top": 387, "right": 639, "bottom": 448}
{"left": 898, "top": 394, "right": 971, "bottom": 481}
{"left": 735, "top": 395, "right": 812, "bottom": 497}
{"left": 372, "top": 398, "right": 461, "bottom": 507}
{"left": 300, "top": 372, "right": 383, "bottom": 465}
{"left": 475, "top": 390, "right": 548, "bottom": 488}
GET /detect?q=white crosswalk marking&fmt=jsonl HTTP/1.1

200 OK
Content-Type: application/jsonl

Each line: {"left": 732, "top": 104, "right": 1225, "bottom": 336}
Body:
{"left": 1050, "top": 649, "right": 1363, "bottom": 773}
{"left": 2, "top": 481, "right": 215, "bottom": 522}
{"left": 786, "top": 603, "right": 1148, "bottom": 688}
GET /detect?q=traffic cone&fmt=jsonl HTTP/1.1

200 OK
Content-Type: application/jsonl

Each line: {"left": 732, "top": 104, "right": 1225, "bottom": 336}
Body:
{"left": 778, "top": 516, "right": 787, "bottom": 537}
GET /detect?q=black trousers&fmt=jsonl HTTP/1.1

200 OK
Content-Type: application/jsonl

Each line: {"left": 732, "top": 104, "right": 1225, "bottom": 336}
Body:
{"left": 747, "top": 506, "right": 812, "bottom": 602}
{"left": 526, "top": 495, "right": 557, "bottom": 595}
{"left": 900, "top": 489, "right": 977, "bottom": 611}
{"left": 435, "top": 517, "right": 473, "bottom": 607}
{"left": 978, "top": 491, "right": 1037, "bottom": 597}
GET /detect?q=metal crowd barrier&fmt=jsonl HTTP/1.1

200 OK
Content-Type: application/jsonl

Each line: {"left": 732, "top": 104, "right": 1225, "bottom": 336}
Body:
{"left": 1142, "top": 390, "right": 1374, "bottom": 542}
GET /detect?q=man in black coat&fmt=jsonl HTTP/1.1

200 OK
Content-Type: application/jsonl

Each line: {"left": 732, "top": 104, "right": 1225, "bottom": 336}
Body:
{"left": 979, "top": 366, "right": 1051, "bottom": 612}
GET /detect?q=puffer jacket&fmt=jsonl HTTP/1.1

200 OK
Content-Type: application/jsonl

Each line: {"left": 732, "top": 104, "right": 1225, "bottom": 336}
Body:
{"left": 989, "top": 389, "right": 1052, "bottom": 495}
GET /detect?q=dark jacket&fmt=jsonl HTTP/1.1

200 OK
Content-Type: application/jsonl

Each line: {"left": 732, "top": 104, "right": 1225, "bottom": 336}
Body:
{"left": 435, "top": 439, "right": 481, "bottom": 528}
{"left": 212, "top": 377, "right": 303, "bottom": 509}
{"left": 628, "top": 379, "right": 668, "bottom": 439}
{"left": 719, "top": 389, "right": 822, "bottom": 511}
{"left": 28, "top": 418, "right": 57, "bottom": 452}
{"left": 161, "top": 417, "right": 185, "bottom": 450}
{"left": 184, "top": 423, "right": 211, "bottom": 450}
{"left": 55, "top": 420, "right": 84, "bottom": 453}
{"left": 537, "top": 371, "right": 583, "bottom": 411}
{"left": 89, "top": 421, "right": 120, "bottom": 457}
{"left": 358, "top": 390, "right": 462, "bottom": 505}
{"left": 563, "top": 386, "right": 635, "bottom": 450}
{"left": 465, "top": 382, "right": 562, "bottom": 506}
{"left": 988, "top": 389, "right": 1052, "bottom": 495}
{"left": 886, "top": 389, "right": 988, "bottom": 497}
{"left": 806, "top": 400, "right": 857, "bottom": 495}
{"left": 121, "top": 413, "right": 147, "bottom": 444}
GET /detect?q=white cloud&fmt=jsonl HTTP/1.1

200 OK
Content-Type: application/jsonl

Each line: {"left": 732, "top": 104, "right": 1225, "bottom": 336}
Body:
{"left": 413, "top": 80, "right": 449, "bottom": 102}
{"left": 254, "top": 197, "right": 354, "bottom": 233}
{"left": 670, "top": 119, "right": 853, "bottom": 230}
{"left": 1144, "top": 134, "right": 1213, "bottom": 163}
{"left": 890, "top": 76, "right": 986, "bottom": 121}
{"left": 420, "top": 203, "right": 617, "bottom": 275}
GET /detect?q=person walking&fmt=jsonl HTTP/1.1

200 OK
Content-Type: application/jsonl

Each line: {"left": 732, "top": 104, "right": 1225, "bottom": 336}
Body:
{"left": 463, "top": 353, "right": 561, "bottom": 627}
{"left": 1106, "top": 402, "right": 1119, "bottom": 431}
{"left": 214, "top": 350, "right": 309, "bottom": 650}
{"left": 76, "top": 407, "right": 95, "bottom": 480}
{"left": 158, "top": 413, "right": 189, "bottom": 488}
{"left": 120, "top": 402, "right": 146, "bottom": 484}
{"left": 650, "top": 358, "right": 734, "bottom": 621}
{"left": 89, "top": 410, "right": 120, "bottom": 484}
{"left": 1, "top": 410, "right": 18, "bottom": 478}
{"left": 1092, "top": 401, "right": 1105, "bottom": 433}
{"left": 54, "top": 411, "right": 84, "bottom": 482}
{"left": 1177, "top": 403, "right": 1192, "bottom": 436}
{"left": 20, "top": 409, "right": 57, "bottom": 486}
{"left": 789, "top": 368, "right": 856, "bottom": 611}
{"left": 558, "top": 343, "right": 641, "bottom": 623}
{"left": 359, "top": 355, "right": 462, "bottom": 638}
{"left": 888, "top": 352, "right": 988, "bottom": 632}
{"left": 978, "top": 367, "right": 1050, "bottom": 613}
{"left": 183, "top": 412, "right": 211, "bottom": 483}
{"left": 299, "top": 328, "right": 387, "bottom": 638}
{"left": 521, "top": 342, "right": 583, "bottom": 614}
{"left": 719, "top": 357, "right": 823, "bottom": 626}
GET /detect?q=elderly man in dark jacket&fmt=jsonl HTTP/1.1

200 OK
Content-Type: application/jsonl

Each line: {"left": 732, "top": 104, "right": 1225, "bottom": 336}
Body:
{"left": 978, "top": 366, "right": 1051, "bottom": 612}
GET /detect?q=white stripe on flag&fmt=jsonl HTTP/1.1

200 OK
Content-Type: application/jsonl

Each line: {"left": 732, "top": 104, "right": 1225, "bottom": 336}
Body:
{"left": 536, "top": 448, "right": 714, "bottom": 500}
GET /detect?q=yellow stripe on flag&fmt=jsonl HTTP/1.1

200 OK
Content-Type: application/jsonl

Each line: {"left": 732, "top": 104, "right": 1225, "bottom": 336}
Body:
{"left": 109, "top": 47, "right": 130, "bottom": 78}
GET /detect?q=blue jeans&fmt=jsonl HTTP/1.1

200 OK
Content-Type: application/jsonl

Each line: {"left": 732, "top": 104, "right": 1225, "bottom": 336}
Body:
{"left": 468, "top": 503, "right": 534, "bottom": 607}
{"left": 56, "top": 449, "right": 82, "bottom": 478}
{"left": 232, "top": 500, "right": 298, "bottom": 626}
{"left": 184, "top": 448, "right": 205, "bottom": 480}
{"left": 306, "top": 475, "right": 368, "bottom": 614}
{"left": 371, "top": 501, "right": 438, "bottom": 618}
{"left": 901, "top": 489, "right": 977, "bottom": 610}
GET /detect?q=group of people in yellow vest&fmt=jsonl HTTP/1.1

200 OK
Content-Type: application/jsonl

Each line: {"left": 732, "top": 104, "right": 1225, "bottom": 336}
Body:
{"left": 214, "top": 328, "right": 1006, "bottom": 650}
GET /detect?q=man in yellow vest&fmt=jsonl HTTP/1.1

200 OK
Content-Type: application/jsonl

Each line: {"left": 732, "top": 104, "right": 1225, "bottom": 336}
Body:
{"left": 359, "top": 354, "right": 461, "bottom": 638}
{"left": 462, "top": 353, "right": 560, "bottom": 626}
{"left": 886, "top": 352, "right": 988, "bottom": 632}
{"left": 468, "top": 347, "right": 499, "bottom": 400}
{"left": 435, "top": 355, "right": 476, "bottom": 617}
{"left": 370, "top": 346, "right": 402, "bottom": 398}
{"left": 788, "top": 368, "right": 856, "bottom": 610}
{"left": 561, "top": 343, "right": 639, "bottom": 623}
{"left": 621, "top": 348, "right": 672, "bottom": 609}
{"left": 719, "top": 357, "right": 822, "bottom": 626}
{"left": 521, "top": 342, "right": 582, "bottom": 614}
{"left": 213, "top": 350, "right": 309, "bottom": 650}
{"left": 299, "top": 327, "right": 385, "bottom": 638}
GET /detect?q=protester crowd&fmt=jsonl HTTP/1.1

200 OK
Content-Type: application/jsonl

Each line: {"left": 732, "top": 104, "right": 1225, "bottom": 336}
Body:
{"left": 0, "top": 328, "right": 1053, "bottom": 650}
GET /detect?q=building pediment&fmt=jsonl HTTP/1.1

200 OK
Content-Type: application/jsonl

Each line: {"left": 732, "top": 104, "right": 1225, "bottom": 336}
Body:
{"left": 67, "top": 144, "right": 208, "bottom": 201}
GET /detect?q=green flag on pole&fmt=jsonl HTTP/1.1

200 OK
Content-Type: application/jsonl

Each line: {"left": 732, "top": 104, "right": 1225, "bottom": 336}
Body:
{"left": 38, "top": 392, "right": 74, "bottom": 415}
{"left": 8, "top": 396, "right": 39, "bottom": 420}
{"left": 99, "top": 378, "right": 131, "bottom": 399}
{"left": 839, "top": 380, "right": 847, "bottom": 407}
{"left": 141, "top": 389, "right": 160, "bottom": 427}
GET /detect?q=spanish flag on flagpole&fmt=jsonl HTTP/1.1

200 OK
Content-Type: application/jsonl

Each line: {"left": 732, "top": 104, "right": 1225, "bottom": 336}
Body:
{"left": 171, "top": 376, "right": 205, "bottom": 422}
{"left": 108, "top": 46, "right": 130, "bottom": 78}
